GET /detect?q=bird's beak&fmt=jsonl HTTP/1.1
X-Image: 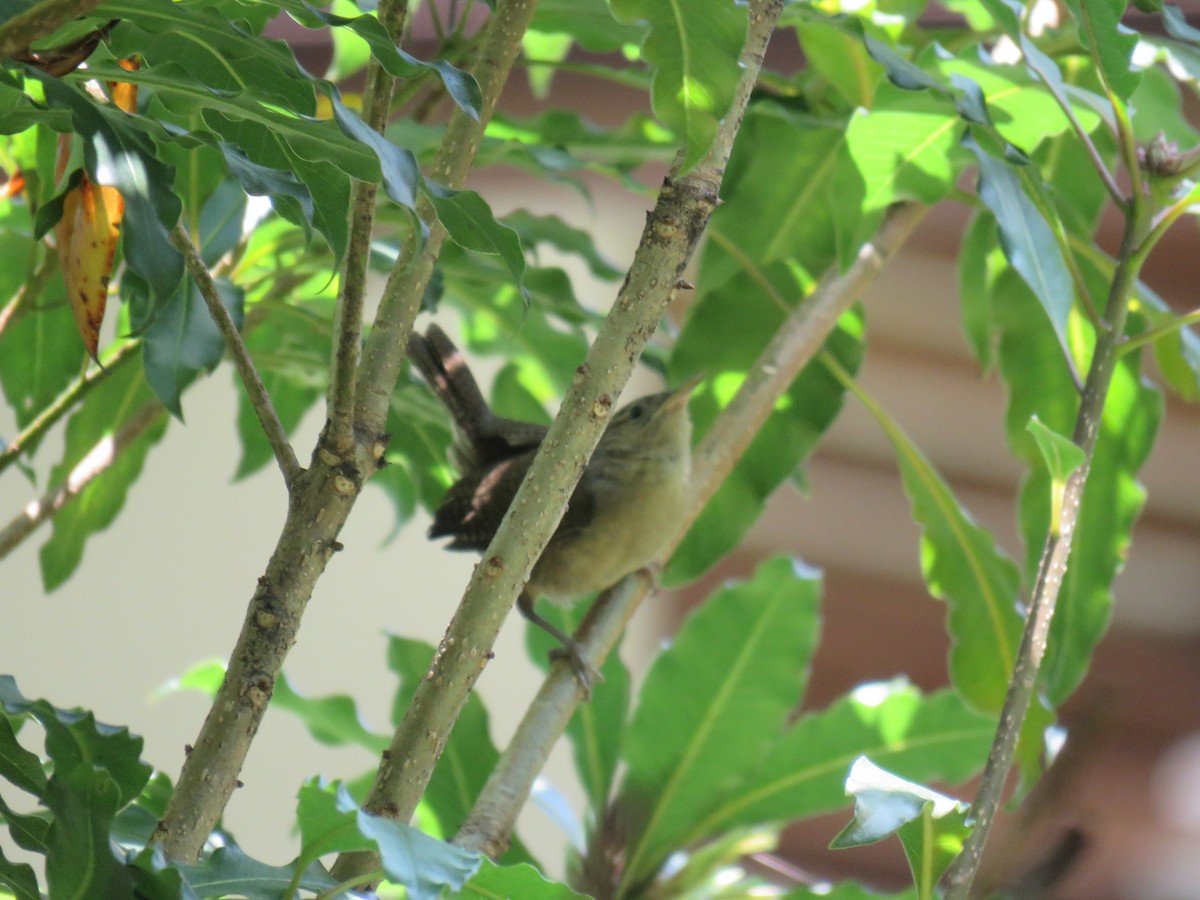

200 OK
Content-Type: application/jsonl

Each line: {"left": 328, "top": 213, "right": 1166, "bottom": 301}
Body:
{"left": 663, "top": 372, "right": 704, "bottom": 410}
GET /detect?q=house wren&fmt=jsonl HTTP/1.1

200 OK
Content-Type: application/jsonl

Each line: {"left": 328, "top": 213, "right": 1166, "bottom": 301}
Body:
{"left": 407, "top": 324, "right": 698, "bottom": 688}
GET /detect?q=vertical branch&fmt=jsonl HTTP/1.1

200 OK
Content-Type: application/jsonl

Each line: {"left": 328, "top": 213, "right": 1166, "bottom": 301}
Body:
{"left": 155, "top": 0, "right": 532, "bottom": 865}
{"left": 454, "top": 200, "right": 927, "bottom": 857}
{"left": 942, "top": 199, "right": 1147, "bottom": 898}
{"left": 326, "top": 0, "right": 409, "bottom": 453}
{"left": 352, "top": 0, "right": 539, "bottom": 437}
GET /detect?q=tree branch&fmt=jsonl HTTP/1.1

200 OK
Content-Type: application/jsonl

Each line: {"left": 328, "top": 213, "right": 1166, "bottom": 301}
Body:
{"left": 0, "top": 339, "right": 138, "bottom": 477}
{"left": 0, "top": 0, "right": 109, "bottom": 62}
{"left": 941, "top": 193, "right": 1147, "bottom": 899}
{"left": 0, "top": 398, "right": 163, "bottom": 560}
{"left": 326, "top": 0, "right": 409, "bottom": 454}
{"left": 170, "top": 224, "right": 302, "bottom": 488}
{"left": 454, "top": 200, "right": 928, "bottom": 857}
{"left": 155, "top": 0, "right": 526, "bottom": 866}
{"left": 352, "top": 0, "right": 538, "bottom": 438}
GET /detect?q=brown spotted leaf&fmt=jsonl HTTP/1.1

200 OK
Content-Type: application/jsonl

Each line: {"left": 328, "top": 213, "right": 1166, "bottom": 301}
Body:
{"left": 57, "top": 170, "right": 124, "bottom": 361}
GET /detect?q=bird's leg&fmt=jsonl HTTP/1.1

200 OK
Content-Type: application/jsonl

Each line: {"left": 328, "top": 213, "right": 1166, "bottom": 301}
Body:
{"left": 517, "top": 590, "right": 602, "bottom": 698}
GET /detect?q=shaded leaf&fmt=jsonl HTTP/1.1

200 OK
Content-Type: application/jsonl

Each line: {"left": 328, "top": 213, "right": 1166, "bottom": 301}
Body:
{"left": 176, "top": 845, "right": 338, "bottom": 899}
{"left": 0, "top": 676, "right": 151, "bottom": 808}
{"left": 427, "top": 183, "right": 528, "bottom": 302}
{"left": 0, "top": 845, "right": 39, "bottom": 900}
{"left": 964, "top": 130, "right": 1074, "bottom": 363}
{"left": 272, "top": 674, "right": 389, "bottom": 753}
{"left": 39, "top": 75, "right": 183, "bottom": 307}
{"left": 1063, "top": 0, "right": 1141, "bottom": 99}
{"left": 616, "top": 557, "right": 822, "bottom": 889}
{"left": 143, "top": 275, "right": 244, "bottom": 419}
{"left": 39, "top": 353, "right": 168, "bottom": 591}
{"left": 44, "top": 766, "right": 130, "bottom": 898}
{"left": 324, "top": 85, "right": 420, "bottom": 210}
{"left": 687, "top": 682, "right": 992, "bottom": 839}
{"left": 609, "top": 0, "right": 747, "bottom": 172}
{"left": 0, "top": 715, "right": 46, "bottom": 796}
{"left": 451, "top": 859, "right": 589, "bottom": 899}
{"left": 0, "top": 277, "right": 83, "bottom": 435}
{"left": 830, "top": 352, "right": 1023, "bottom": 713}
{"left": 329, "top": 784, "right": 482, "bottom": 900}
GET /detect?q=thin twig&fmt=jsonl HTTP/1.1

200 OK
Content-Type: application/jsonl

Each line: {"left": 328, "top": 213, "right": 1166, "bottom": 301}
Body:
{"left": 0, "top": 400, "right": 164, "bottom": 559}
{"left": 170, "top": 224, "right": 302, "bottom": 487}
{"left": 326, "top": 0, "right": 409, "bottom": 454}
{"left": 0, "top": 340, "right": 140, "bottom": 477}
{"left": 452, "top": 202, "right": 926, "bottom": 859}
{"left": 941, "top": 193, "right": 1147, "bottom": 900}
{"left": 1119, "top": 305, "right": 1200, "bottom": 355}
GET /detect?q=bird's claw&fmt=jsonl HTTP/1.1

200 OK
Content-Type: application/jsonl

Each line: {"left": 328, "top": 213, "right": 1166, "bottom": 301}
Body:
{"left": 549, "top": 643, "right": 603, "bottom": 699}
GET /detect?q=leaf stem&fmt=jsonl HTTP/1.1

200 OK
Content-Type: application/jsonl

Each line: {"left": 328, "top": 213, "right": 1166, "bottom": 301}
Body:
{"left": 0, "top": 339, "right": 139, "bottom": 477}
{"left": 0, "top": 398, "right": 163, "bottom": 560}
{"left": 170, "top": 223, "right": 302, "bottom": 488}
{"left": 1119, "top": 305, "right": 1200, "bottom": 356}
{"left": 326, "top": 0, "right": 408, "bottom": 455}
{"left": 1021, "top": 39, "right": 1124, "bottom": 207}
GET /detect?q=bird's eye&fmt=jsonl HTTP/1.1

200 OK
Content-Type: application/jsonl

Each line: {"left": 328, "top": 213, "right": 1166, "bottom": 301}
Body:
{"left": 628, "top": 404, "right": 644, "bottom": 420}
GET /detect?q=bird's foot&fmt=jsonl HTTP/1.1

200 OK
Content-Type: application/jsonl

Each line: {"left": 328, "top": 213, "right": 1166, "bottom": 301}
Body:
{"left": 549, "top": 642, "right": 603, "bottom": 700}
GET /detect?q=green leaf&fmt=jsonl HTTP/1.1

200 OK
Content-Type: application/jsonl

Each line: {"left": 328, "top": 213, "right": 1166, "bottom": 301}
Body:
{"left": 334, "top": 784, "right": 482, "bottom": 900}
{"left": 501, "top": 210, "right": 623, "bottom": 281}
{"left": 609, "top": 0, "right": 747, "bottom": 172}
{"left": 196, "top": 179, "right": 247, "bottom": 267}
{"left": 795, "top": 17, "right": 884, "bottom": 109}
{"left": 451, "top": 859, "right": 589, "bottom": 899}
{"left": 1026, "top": 415, "right": 1086, "bottom": 536}
{"left": 668, "top": 303, "right": 863, "bottom": 586}
{"left": 685, "top": 683, "right": 992, "bottom": 840}
{"left": 272, "top": 674, "right": 389, "bottom": 753}
{"left": 0, "top": 715, "right": 46, "bottom": 796}
{"left": 280, "top": 0, "right": 483, "bottom": 121}
{"left": 427, "top": 183, "right": 528, "bottom": 302}
{"left": 530, "top": 0, "right": 646, "bottom": 53}
{"left": 324, "top": 85, "right": 420, "bottom": 210}
{"left": 840, "top": 81, "right": 965, "bottom": 254}
{"left": 0, "top": 677, "right": 152, "bottom": 808}
{"left": 38, "top": 75, "right": 184, "bottom": 306}
{"left": 616, "top": 557, "right": 822, "bottom": 889}
{"left": 296, "top": 778, "right": 372, "bottom": 856}
{"left": 39, "top": 354, "right": 168, "bottom": 591}
{"left": 828, "top": 353, "right": 1023, "bottom": 714}
{"left": 217, "top": 142, "right": 314, "bottom": 241}
{"left": 1062, "top": 0, "right": 1141, "bottom": 99}
{"left": 102, "top": 0, "right": 316, "bottom": 113}
{"left": 831, "top": 758, "right": 969, "bottom": 895}
{"left": 43, "top": 767, "right": 130, "bottom": 899}
{"left": 0, "top": 280, "right": 83, "bottom": 433}
{"left": 526, "top": 604, "right": 631, "bottom": 815}
{"left": 963, "top": 130, "right": 1074, "bottom": 363}
{"left": 0, "top": 792, "right": 50, "bottom": 854}
{"left": 143, "top": 276, "right": 244, "bottom": 420}
{"left": 0, "top": 845, "right": 39, "bottom": 900}
{"left": 176, "top": 845, "right": 338, "bottom": 898}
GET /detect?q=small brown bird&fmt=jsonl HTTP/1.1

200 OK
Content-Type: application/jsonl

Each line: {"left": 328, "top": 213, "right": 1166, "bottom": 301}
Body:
{"left": 407, "top": 324, "right": 698, "bottom": 689}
